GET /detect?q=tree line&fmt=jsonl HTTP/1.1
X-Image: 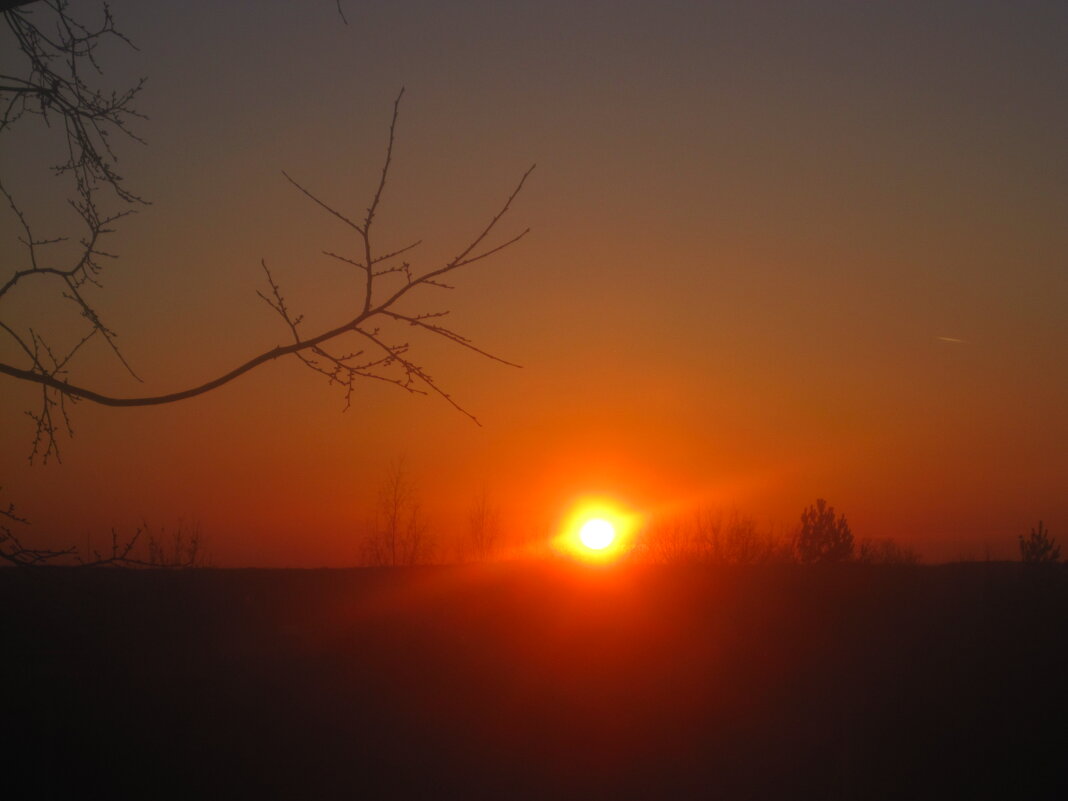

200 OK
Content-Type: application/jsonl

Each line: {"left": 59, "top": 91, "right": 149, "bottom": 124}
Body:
{"left": 4, "top": 480, "right": 1062, "bottom": 568}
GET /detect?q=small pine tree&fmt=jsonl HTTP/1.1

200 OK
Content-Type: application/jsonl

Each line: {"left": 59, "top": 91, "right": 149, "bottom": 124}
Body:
{"left": 797, "top": 498, "right": 854, "bottom": 563}
{"left": 1018, "top": 521, "right": 1060, "bottom": 564}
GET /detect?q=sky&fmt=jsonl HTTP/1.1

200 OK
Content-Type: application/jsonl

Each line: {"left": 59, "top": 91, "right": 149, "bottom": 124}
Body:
{"left": 2, "top": 0, "right": 1066, "bottom": 565}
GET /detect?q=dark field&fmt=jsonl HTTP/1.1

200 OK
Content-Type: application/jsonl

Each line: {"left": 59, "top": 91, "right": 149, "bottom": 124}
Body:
{"left": 3, "top": 562, "right": 1066, "bottom": 799}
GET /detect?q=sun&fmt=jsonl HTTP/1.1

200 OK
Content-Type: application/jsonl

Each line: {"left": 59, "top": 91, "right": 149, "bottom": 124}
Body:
{"left": 579, "top": 518, "right": 616, "bottom": 550}
{"left": 554, "top": 499, "right": 640, "bottom": 562}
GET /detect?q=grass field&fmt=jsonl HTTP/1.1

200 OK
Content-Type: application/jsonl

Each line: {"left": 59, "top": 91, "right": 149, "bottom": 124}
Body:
{"left": 3, "top": 562, "right": 1066, "bottom": 799}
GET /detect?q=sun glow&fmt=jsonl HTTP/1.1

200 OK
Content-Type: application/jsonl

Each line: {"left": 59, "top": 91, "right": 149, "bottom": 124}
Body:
{"left": 555, "top": 499, "right": 639, "bottom": 563}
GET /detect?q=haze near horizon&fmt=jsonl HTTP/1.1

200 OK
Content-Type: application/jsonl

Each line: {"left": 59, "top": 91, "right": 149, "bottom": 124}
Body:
{"left": 2, "top": 0, "right": 1066, "bottom": 565}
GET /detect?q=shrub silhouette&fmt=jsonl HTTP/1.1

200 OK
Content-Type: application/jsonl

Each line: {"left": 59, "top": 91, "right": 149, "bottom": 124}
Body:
{"left": 857, "top": 537, "right": 921, "bottom": 565}
{"left": 361, "top": 461, "right": 433, "bottom": 567}
{"left": 632, "top": 509, "right": 791, "bottom": 565}
{"left": 465, "top": 488, "right": 501, "bottom": 562}
{"left": 1018, "top": 521, "right": 1060, "bottom": 564}
{"left": 796, "top": 498, "right": 854, "bottom": 563}
{"left": 704, "top": 510, "right": 790, "bottom": 565}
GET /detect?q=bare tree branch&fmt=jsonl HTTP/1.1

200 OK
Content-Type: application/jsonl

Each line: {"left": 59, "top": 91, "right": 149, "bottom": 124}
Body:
{"left": 281, "top": 171, "right": 364, "bottom": 234}
{"left": 2, "top": 1, "right": 147, "bottom": 462}
{"left": 3, "top": 6, "right": 532, "bottom": 472}
{"left": 2, "top": 2, "right": 531, "bottom": 564}
{"left": 0, "top": 486, "right": 79, "bottom": 565}
{"left": 1, "top": 482, "right": 212, "bottom": 567}
{"left": 0, "top": 145, "right": 531, "bottom": 412}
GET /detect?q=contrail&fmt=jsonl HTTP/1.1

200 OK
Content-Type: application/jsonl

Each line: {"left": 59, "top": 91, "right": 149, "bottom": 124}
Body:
{"left": 936, "top": 336, "right": 968, "bottom": 344}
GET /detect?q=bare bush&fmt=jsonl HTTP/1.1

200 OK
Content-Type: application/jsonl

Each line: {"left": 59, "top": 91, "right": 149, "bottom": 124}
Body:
{"left": 639, "top": 517, "right": 704, "bottom": 565}
{"left": 78, "top": 521, "right": 206, "bottom": 568}
{"left": 635, "top": 509, "right": 789, "bottom": 566}
{"left": 465, "top": 487, "right": 500, "bottom": 562}
{"left": 142, "top": 520, "right": 207, "bottom": 568}
{"left": 1, "top": 484, "right": 208, "bottom": 567}
{"left": 361, "top": 462, "right": 433, "bottom": 567}
{"left": 702, "top": 509, "right": 787, "bottom": 566}
{"left": 857, "top": 538, "right": 921, "bottom": 565}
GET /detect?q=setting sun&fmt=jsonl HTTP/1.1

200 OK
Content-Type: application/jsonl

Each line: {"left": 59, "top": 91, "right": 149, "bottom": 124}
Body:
{"left": 553, "top": 499, "right": 640, "bottom": 563}
{"left": 579, "top": 518, "right": 616, "bottom": 550}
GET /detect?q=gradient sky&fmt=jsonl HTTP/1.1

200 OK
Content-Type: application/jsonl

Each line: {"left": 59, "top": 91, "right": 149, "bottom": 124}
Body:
{"left": 2, "top": 0, "right": 1066, "bottom": 564}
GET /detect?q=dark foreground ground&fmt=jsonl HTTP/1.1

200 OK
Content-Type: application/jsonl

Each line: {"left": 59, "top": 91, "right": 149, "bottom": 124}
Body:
{"left": 3, "top": 561, "right": 1066, "bottom": 799}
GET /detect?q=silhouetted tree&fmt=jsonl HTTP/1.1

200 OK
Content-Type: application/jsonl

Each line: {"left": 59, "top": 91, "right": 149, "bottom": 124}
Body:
{"left": 796, "top": 498, "right": 854, "bottom": 563}
{"left": 634, "top": 509, "right": 790, "bottom": 566}
{"left": 639, "top": 517, "right": 702, "bottom": 565}
{"left": 703, "top": 509, "right": 788, "bottom": 565}
{"left": 1018, "top": 521, "right": 1060, "bottom": 564}
{"left": 466, "top": 487, "right": 500, "bottom": 562}
{"left": 362, "top": 461, "right": 432, "bottom": 567}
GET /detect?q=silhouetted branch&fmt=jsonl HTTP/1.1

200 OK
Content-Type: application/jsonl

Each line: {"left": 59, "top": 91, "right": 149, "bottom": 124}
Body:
{"left": 0, "top": 487, "right": 79, "bottom": 565}
{"left": 2, "top": 19, "right": 532, "bottom": 590}
{"left": 4, "top": 69, "right": 533, "bottom": 455}
{"left": 78, "top": 520, "right": 207, "bottom": 568}
{"left": 1, "top": 1, "right": 146, "bottom": 202}
{"left": 382, "top": 310, "right": 522, "bottom": 368}
{"left": 2, "top": 3, "right": 530, "bottom": 569}
{"left": 1, "top": 484, "right": 210, "bottom": 567}
{"left": 2, "top": 1, "right": 146, "bottom": 462}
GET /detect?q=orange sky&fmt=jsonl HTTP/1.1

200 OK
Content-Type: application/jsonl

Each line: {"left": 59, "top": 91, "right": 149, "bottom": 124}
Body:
{"left": 2, "top": 1, "right": 1067, "bottom": 564}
